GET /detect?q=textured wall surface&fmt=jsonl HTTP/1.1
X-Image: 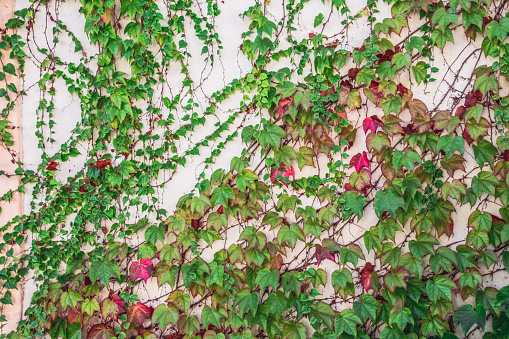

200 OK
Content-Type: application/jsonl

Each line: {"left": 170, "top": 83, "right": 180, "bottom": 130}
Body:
{"left": 2, "top": 0, "right": 508, "bottom": 338}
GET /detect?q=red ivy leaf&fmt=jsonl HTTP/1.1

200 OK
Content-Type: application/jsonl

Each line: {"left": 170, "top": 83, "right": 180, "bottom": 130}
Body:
{"left": 271, "top": 163, "right": 295, "bottom": 187}
{"left": 90, "top": 159, "right": 112, "bottom": 170}
{"left": 462, "top": 128, "right": 474, "bottom": 145}
{"left": 455, "top": 105, "right": 466, "bottom": 119}
{"left": 127, "top": 302, "right": 152, "bottom": 327}
{"left": 217, "top": 206, "right": 224, "bottom": 215}
{"left": 67, "top": 309, "right": 82, "bottom": 324}
{"left": 315, "top": 244, "right": 336, "bottom": 266}
{"left": 339, "top": 80, "right": 353, "bottom": 91}
{"left": 360, "top": 262, "right": 373, "bottom": 275}
{"left": 464, "top": 89, "right": 482, "bottom": 108}
{"left": 110, "top": 290, "right": 124, "bottom": 309}
{"left": 396, "top": 83, "right": 408, "bottom": 95}
{"left": 348, "top": 68, "right": 359, "bottom": 80}
{"left": 361, "top": 271, "right": 373, "bottom": 291}
{"left": 274, "top": 97, "right": 293, "bottom": 119}
{"left": 491, "top": 213, "right": 504, "bottom": 223}
{"left": 360, "top": 262, "right": 374, "bottom": 291}
{"left": 191, "top": 219, "right": 201, "bottom": 230}
{"left": 502, "top": 150, "right": 509, "bottom": 162}
{"left": 369, "top": 80, "right": 380, "bottom": 91}
{"left": 129, "top": 258, "right": 154, "bottom": 283}
{"left": 349, "top": 152, "right": 369, "bottom": 173}
{"left": 87, "top": 324, "right": 116, "bottom": 339}
{"left": 362, "top": 115, "right": 384, "bottom": 134}
{"left": 46, "top": 160, "right": 58, "bottom": 171}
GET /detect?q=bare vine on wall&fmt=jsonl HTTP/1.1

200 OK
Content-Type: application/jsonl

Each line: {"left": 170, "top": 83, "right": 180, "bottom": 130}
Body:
{"left": 2, "top": 0, "right": 509, "bottom": 338}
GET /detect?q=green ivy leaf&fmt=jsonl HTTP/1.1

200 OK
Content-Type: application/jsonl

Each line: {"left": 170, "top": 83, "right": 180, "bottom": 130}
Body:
{"left": 376, "top": 61, "right": 397, "bottom": 79}
{"left": 380, "top": 94, "right": 403, "bottom": 116}
{"left": 49, "top": 318, "right": 67, "bottom": 339}
{"left": 474, "top": 73, "right": 498, "bottom": 96}
{"left": 295, "top": 146, "right": 314, "bottom": 170}
{"left": 412, "top": 61, "right": 427, "bottom": 84}
{"left": 152, "top": 304, "right": 179, "bottom": 330}
{"left": 235, "top": 169, "right": 258, "bottom": 191}
{"left": 240, "top": 226, "right": 266, "bottom": 251}
{"left": 431, "top": 27, "right": 454, "bottom": 50}
{"left": 405, "top": 36, "right": 425, "bottom": 54}
{"left": 340, "top": 191, "right": 366, "bottom": 221}
{"left": 392, "top": 149, "right": 421, "bottom": 171}
{"left": 391, "top": 53, "right": 411, "bottom": 69}
{"left": 2, "top": 63, "right": 16, "bottom": 76}
{"left": 426, "top": 276, "right": 457, "bottom": 301}
{"left": 60, "top": 291, "right": 83, "bottom": 310}
{"left": 117, "top": 160, "right": 136, "bottom": 177}
{"left": 379, "top": 325, "right": 406, "bottom": 339}
{"left": 353, "top": 294, "right": 380, "bottom": 321}
{"left": 190, "top": 194, "right": 212, "bottom": 215}
{"left": 278, "top": 223, "right": 304, "bottom": 248}
{"left": 277, "top": 81, "right": 297, "bottom": 98}
{"left": 255, "top": 268, "right": 279, "bottom": 292}
{"left": 82, "top": 298, "right": 100, "bottom": 316}
{"left": 334, "top": 309, "right": 361, "bottom": 336}
{"left": 429, "top": 247, "right": 457, "bottom": 273}
{"left": 90, "top": 257, "right": 120, "bottom": 286}
{"left": 374, "top": 188, "right": 405, "bottom": 218}
{"left": 145, "top": 225, "right": 165, "bottom": 245}
{"left": 468, "top": 211, "right": 492, "bottom": 231}
{"left": 389, "top": 308, "right": 413, "bottom": 331}
{"left": 486, "top": 17, "right": 509, "bottom": 41}
{"left": 472, "top": 171, "right": 498, "bottom": 197}
{"left": 421, "top": 315, "right": 449, "bottom": 337}
{"left": 332, "top": 269, "right": 352, "bottom": 292}
{"left": 437, "top": 135, "right": 464, "bottom": 159}
{"left": 432, "top": 8, "right": 458, "bottom": 32}
{"left": 314, "top": 13, "right": 324, "bottom": 27}
{"left": 67, "top": 322, "right": 82, "bottom": 339}
{"left": 212, "top": 184, "right": 235, "bottom": 206}
{"left": 340, "top": 244, "right": 364, "bottom": 266}
{"left": 356, "top": 67, "right": 376, "bottom": 85}
{"left": 466, "top": 230, "right": 489, "bottom": 249}
{"left": 202, "top": 306, "right": 227, "bottom": 329}
{"left": 472, "top": 138, "right": 498, "bottom": 169}
{"left": 266, "top": 292, "right": 286, "bottom": 318}
{"left": 259, "top": 124, "right": 286, "bottom": 148}
{"left": 277, "top": 194, "right": 297, "bottom": 214}
{"left": 234, "top": 289, "right": 258, "bottom": 315}
{"left": 310, "top": 302, "right": 335, "bottom": 329}
{"left": 453, "top": 304, "right": 486, "bottom": 336}
{"left": 441, "top": 180, "right": 466, "bottom": 200}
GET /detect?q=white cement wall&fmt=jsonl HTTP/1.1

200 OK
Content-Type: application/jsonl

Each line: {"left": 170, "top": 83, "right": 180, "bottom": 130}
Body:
{"left": 8, "top": 0, "right": 508, "bottom": 337}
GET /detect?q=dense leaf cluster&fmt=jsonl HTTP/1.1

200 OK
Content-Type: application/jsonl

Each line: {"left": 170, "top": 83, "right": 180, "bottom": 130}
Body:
{"left": 1, "top": 0, "right": 509, "bottom": 338}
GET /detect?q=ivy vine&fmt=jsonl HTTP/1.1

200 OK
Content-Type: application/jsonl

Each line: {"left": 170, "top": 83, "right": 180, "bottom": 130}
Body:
{"left": 2, "top": 0, "right": 509, "bottom": 338}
